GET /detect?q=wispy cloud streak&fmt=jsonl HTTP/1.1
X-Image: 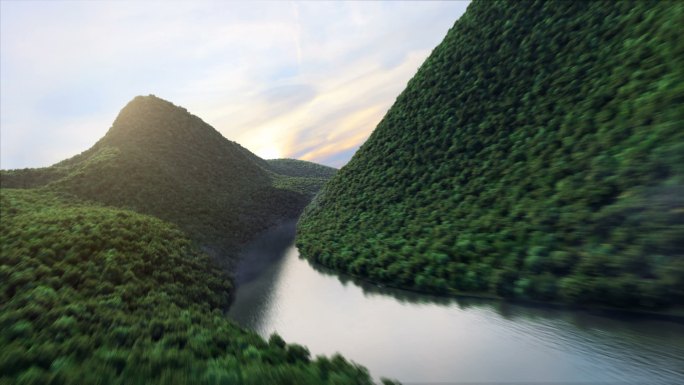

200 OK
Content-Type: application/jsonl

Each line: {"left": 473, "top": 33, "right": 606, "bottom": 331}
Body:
{"left": 0, "top": 1, "right": 470, "bottom": 169}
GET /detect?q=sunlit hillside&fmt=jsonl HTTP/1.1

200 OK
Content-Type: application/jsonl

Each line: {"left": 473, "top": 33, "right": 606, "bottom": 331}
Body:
{"left": 297, "top": 0, "right": 684, "bottom": 309}
{"left": 1, "top": 95, "right": 335, "bottom": 265}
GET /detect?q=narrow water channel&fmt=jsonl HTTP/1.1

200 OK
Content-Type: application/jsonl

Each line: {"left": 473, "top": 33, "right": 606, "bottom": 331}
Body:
{"left": 228, "top": 221, "right": 684, "bottom": 384}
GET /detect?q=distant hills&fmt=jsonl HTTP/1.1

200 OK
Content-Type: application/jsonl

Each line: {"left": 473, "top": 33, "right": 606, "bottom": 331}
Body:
{"left": 1, "top": 95, "right": 336, "bottom": 265}
{"left": 267, "top": 159, "right": 337, "bottom": 179}
{"left": 297, "top": 0, "right": 684, "bottom": 309}
{"left": 267, "top": 159, "right": 337, "bottom": 198}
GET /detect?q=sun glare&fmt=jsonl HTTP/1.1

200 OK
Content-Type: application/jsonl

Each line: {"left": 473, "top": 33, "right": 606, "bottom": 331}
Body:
{"left": 256, "top": 144, "right": 282, "bottom": 160}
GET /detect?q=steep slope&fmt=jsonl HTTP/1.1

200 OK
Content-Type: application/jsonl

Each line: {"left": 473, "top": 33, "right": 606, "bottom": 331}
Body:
{"left": 0, "top": 189, "right": 372, "bottom": 384}
{"left": 1, "top": 95, "right": 328, "bottom": 264}
{"left": 297, "top": 0, "right": 684, "bottom": 309}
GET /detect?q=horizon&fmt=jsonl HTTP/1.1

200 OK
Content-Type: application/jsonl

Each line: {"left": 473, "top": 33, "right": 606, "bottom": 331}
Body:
{"left": 0, "top": 0, "right": 470, "bottom": 170}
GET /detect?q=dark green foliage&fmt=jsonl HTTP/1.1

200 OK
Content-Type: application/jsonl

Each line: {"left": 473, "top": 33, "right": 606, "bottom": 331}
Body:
{"left": 267, "top": 159, "right": 337, "bottom": 179}
{"left": 0, "top": 167, "right": 69, "bottom": 189}
{"left": 297, "top": 0, "right": 684, "bottom": 309}
{"left": 267, "top": 159, "right": 337, "bottom": 198}
{"left": 0, "top": 96, "right": 334, "bottom": 267}
{"left": 0, "top": 189, "right": 372, "bottom": 384}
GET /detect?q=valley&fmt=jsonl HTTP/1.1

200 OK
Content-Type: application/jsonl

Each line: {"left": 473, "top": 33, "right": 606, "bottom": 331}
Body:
{"left": 1, "top": 0, "right": 683, "bottom": 383}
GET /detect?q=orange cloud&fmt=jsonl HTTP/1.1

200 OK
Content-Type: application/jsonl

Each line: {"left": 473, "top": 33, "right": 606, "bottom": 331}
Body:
{"left": 298, "top": 105, "right": 385, "bottom": 163}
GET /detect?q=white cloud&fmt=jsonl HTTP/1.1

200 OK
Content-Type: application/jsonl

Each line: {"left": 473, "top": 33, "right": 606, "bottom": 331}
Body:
{"left": 0, "top": 0, "right": 470, "bottom": 169}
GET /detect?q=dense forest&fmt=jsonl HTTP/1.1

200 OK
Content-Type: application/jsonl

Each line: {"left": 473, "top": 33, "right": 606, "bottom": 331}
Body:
{"left": 1, "top": 96, "right": 335, "bottom": 266}
{"left": 267, "top": 159, "right": 337, "bottom": 179}
{"left": 0, "top": 189, "right": 372, "bottom": 384}
{"left": 297, "top": 0, "right": 684, "bottom": 310}
{"left": 2, "top": 0, "right": 683, "bottom": 382}
{"left": 0, "top": 97, "right": 367, "bottom": 383}
{"left": 267, "top": 159, "right": 337, "bottom": 198}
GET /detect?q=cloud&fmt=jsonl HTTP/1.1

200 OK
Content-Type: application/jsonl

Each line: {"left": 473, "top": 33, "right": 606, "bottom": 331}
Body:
{"left": 0, "top": 0, "right": 470, "bottom": 169}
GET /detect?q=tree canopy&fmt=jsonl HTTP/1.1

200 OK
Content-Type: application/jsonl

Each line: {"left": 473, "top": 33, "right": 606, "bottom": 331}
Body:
{"left": 0, "top": 189, "right": 372, "bottom": 384}
{"left": 1, "top": 96, "right": 335, "bottom": 267}
{"left": 297, "top": 0, "right": 684, "bottom": 310}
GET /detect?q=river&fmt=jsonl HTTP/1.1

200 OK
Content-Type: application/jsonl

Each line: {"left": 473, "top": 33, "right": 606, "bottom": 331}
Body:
{"left": 227, "top": 221, "right": 684, "bottom": 384}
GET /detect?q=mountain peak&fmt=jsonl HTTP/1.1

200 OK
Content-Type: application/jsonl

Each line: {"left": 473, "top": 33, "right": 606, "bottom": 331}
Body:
{"left": 103, "top": 94, "right": 217, "bottom": 150}
{"left": 1, "top": 93, "right": 335, "bottom": 261}
{"left": 121, "top": 94, "right": 185, "bottom": 114}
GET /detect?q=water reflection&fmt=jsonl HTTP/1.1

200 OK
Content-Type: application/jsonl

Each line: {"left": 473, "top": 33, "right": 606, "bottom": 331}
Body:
{"left": 228, "top": 222, "right": 684, "bottom": 383}
{"left": 304, "top": 249, "right": 684, "bottom": 325}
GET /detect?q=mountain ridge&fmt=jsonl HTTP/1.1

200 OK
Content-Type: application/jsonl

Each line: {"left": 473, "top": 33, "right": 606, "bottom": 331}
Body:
{"left": 0, "top": 188, "right": 372, "bottom": 384}
{"left": 0, "top": 95, "right": 371, "bottom": 384}
{"left": 1, "top": 95, "right": 335, "bottom": 266}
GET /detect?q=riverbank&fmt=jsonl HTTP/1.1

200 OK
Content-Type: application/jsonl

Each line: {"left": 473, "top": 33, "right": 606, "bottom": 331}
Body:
{"left": 227, "top": 227, "right": 684, "bottom": 384}
{"left": 233, "top": 221, "right": 684, "bottom": 322}
{"left": 304, "top": 257, "right": 684, "bottom": 323}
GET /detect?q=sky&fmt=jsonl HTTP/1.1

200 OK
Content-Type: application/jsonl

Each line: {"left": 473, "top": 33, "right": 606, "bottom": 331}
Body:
{"left": 1, "top": 1, "right": 470, "bottom": 169}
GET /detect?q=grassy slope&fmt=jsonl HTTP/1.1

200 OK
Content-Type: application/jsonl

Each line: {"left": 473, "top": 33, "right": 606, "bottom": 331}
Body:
{"left": 297, "top": 0, "right": 684, "bottom": 310}
{"left": 0, "top": 96, "right": 333, "bottom": 266}
{"left": 0, "top": 189, "right": 372, "bottom": 385}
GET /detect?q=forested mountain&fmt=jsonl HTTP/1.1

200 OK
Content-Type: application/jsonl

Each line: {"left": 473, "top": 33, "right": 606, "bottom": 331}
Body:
{"left": 267, "top": 159, "right": 337, "bottom": 198}
{"left": 267, "top": 159, "right": 337, "bottom": 179}
{"left": 297, "top": 0, "right": 684, "bottom": 309}
{"left": 0, "top": 189, "right": 372, "bottom": 384}
{"left": 0, "top": 96, "right": 369, "bottom": 383}
{"left": 1, "top": 95, "right": 333, "bottom": 264}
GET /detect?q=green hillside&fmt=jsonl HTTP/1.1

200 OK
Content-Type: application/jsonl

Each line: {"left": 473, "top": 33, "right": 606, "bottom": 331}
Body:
{"left": 0, "top": 189, "right": 372, "bottom": 384}
{"left": 1, "top": 95, "right": 332, "bottom": 265}
{"left": 267, "top": 159, "right": 337, "bottom": 198}
{"left": 267, "top": 159, "right": 337, "bottom": 179}
{"left": 297, "top": 0, "right": 684, "bottom": 309}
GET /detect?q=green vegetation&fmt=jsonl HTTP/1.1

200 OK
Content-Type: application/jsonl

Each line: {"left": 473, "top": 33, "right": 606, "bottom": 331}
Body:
{"left": 297, "top": 0, "right": 684, "bottom": 310}
{"left": 267, "top": 159, "right": 337, "bottom": 179}
{"left": 1, "top": 95, "right": 334, "bottom": 266}
{"left": 0, "top": 97, "right": 359, "bottom": 383}
{"left": 267, "top": 159, "right": 337, "bottom": 198}
{"left": 0, "top": 189, "right": 372, "bottom": 384}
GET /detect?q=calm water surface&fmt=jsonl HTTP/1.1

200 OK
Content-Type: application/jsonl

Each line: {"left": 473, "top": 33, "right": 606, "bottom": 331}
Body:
{"left": 228, "top": 221, "right": 684, "bottom": 384}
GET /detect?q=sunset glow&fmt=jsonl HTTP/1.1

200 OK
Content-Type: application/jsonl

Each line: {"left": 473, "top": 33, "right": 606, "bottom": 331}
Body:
{"left": 0, "top": 1, "right": 470, "bottom": 169}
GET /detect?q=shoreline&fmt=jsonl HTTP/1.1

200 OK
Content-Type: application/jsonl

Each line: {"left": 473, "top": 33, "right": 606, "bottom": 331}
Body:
{"left": 226, "top": 219, "right": 684, "bottom": 323}
{"left": 300, "top": 251, "right": 684, "bottom": 323}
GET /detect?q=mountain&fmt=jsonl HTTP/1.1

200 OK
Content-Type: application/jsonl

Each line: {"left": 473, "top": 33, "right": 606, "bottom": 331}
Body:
{"left": 267, "top": 159, "right": 337, "bottom": 198}
{"left": 297, "top": 0, "right": 684, "bottom": 309}
{"left": 0, "top": 189, "right": 372, "bottom": 384}
{"left": 1, "top": 95, "right": 334, "bottom": 265}
{"left": 266, "top": 159, "right": 337, "bottom": 179}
